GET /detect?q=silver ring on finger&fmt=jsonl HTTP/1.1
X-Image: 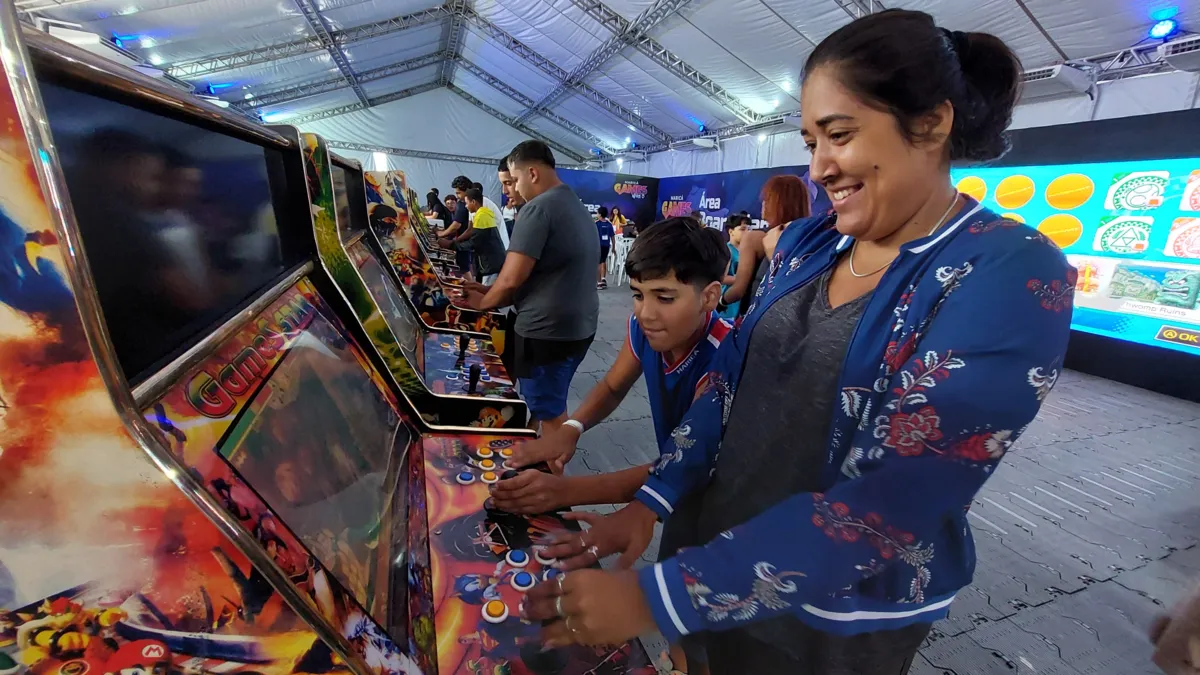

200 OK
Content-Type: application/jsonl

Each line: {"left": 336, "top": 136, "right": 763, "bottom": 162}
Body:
{"left": 554, "top": 595, "right": 564, "bottom": 618}
{"left": 578, "top": 536, "right": 586, "bottom": 552}
{"left": 555, "top": 572, "right": 566, "bottom": 595}
{"left": 565, "top": 615, "right": 580, "bottom": 636}
{"left": 587, "top": 545, "right": 599, "bottom": 559}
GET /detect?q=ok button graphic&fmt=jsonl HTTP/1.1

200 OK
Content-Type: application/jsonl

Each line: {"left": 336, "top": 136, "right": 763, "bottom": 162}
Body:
{"left": 1156, "top": 325, "right": 1200, "bottom": 348}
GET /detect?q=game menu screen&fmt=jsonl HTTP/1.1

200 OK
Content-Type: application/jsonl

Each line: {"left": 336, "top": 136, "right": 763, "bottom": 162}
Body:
{"left": 953, "top": 160, "right": 1200, "bottom": 356}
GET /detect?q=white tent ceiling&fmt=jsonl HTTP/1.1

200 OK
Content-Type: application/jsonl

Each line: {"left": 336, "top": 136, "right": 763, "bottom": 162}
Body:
{"left": 23, "top": 0, "right": 1200, "bottom": 181}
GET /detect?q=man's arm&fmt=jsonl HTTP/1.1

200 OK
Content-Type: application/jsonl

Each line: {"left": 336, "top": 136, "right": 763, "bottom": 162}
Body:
{"left": 465, "top": 251, "right": 535, "bottom": 310}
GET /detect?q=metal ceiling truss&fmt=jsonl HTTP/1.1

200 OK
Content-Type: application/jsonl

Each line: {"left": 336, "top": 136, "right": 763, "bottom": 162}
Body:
{"left": 458, "top": 7, "right": 672, "bottom": 142}
{"left": 438, "top": 0, "right": 469, "bottom": 84}
{"left": 831, "top": 0, "right": 885, "bottom": 19}
{"left": 567, "top": 0, "right": 763, "bottom": 125}
{"left": 166, "top": 4, "right": 453, "bottom": 78}
{"left": 1073, "top": 41, "right": 1173, "bottom": 81}
{"left": 455, "top": 58, "right": 617, "bottom": 155}
{"left": 292, "top": 0, "right": 368, "bottom": 105}
{"left": 512, "top": 0, "right": 692, "bottom": 126}
{"left": 289, "top": 81, "right": 442, "bottom": 124}
{"left": 238, "top": 51, "right": 447, "bottom": 111}
{"left": 446, "top": 83, "right": 589, "bottom": 163}
{"left": 326, "top": 139, "right": 496, "bottom": 165}
{"left": 638, "top": 108, "right": 799, "bottom": 153}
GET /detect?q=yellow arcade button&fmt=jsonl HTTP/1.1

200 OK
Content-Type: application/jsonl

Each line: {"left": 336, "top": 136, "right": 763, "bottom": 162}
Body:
{"left": 479, "top": 459, "right": 497, "bottom": 471}
{"left": 481, "top": 471, "right": 499, "bottom": 484}
{"left": 482, "top": 600, "right": 508, "bottom": 623}
{"left": 500, "top": 448, "right": 514, "bottom": 458}
{"left": 477, "top": 447, "right": 495, "bottom": 459}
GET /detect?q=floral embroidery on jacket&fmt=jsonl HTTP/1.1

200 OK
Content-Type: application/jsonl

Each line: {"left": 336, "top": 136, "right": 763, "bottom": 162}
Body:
{"left": 1027, "top": 277, "right": 1075, "bottom": 312}
{"left": 810, "top": 496, "right": 935, "bottom": 602}
{"left": 684, "top": 562, "right": 807, "bottom": 622}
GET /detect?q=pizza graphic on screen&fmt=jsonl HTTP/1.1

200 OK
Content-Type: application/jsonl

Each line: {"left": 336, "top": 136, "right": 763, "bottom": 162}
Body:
{"left": 1166, "top": 218, "right": 1200, "bottom": 259}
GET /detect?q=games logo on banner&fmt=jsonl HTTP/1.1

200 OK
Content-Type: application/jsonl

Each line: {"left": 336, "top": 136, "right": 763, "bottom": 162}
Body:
{"left": 558, "top": 169, "right": 659, "bottom": 227}
{"left": 656, "top": 166, "right": 829, "bottom": 235}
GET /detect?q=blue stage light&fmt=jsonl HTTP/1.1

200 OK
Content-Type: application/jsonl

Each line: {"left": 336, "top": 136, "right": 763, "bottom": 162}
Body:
{"left": 1150, "top": 18, "right": 1178, "bottom": 39}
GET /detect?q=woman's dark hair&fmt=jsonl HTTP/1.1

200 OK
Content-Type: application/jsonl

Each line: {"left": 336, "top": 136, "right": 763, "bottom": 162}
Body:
{"left": 472, "top": 182, "right": 483, "bottom": 192}
{"left": 762, "top": 175, "right": 811, "bottom": 227}
{"left": 626, "top": 218, "right": 729, "bottom": 288}
{"left": 597, "top": 206, "right": 609, "bottom": 219}
{"left": 612, "top": 206, "right": 622, "bottom": 215}
{"left": 804, "top": 9, "right": 1021, "bottom": 162}
{"left": 426, "top": 191, "right": 440, "bottom": 210}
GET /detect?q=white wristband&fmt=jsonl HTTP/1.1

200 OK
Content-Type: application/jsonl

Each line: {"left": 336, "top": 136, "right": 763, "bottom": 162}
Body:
{"left": 563, "top": 419, "right": 585, "bottom": 435}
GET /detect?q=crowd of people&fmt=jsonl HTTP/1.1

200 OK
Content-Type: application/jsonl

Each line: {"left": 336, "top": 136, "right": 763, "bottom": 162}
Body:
{"left": 418, "top": 9, "right": 1196, "bottom": 675}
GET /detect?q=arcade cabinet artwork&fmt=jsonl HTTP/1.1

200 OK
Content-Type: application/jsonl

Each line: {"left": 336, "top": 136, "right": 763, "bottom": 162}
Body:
{"left": 301, "top": 136, "right": 524, "bottom": 430}
{"left": 362, "top": 171, "right": 502, "bottom": 340}
{"left": 0, "top": 31, "right": 382, "bottom": 675}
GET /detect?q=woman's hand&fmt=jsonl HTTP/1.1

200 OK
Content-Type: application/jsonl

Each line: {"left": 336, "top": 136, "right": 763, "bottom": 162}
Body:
{"left": 1151, "top": 584, "right": 1200, "bottom": 675}
{"left": 488, "top": 470, "right": 568, "bottom": 514}
{"left": 509, "top": 426, "right": 579, "bottom": 474}
{"left": 520, "top": 569, "right": 654, "bottom": 648}
{"left": 540, "top": 502, "right": 657, "bottom": 571}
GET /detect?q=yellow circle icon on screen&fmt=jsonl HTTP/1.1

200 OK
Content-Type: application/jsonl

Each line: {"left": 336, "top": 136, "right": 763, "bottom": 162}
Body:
{"left": 956, "top": 176, "right": 987, "bottom": 201}
{"left": 1002, "top": 213, "right": 1026, "bottom": 223}
{"left": 1045, "top": 173, "right": 1095, "bottom": 210}
{"left": 1037, "top": 214, "right": 1084, "bottom": 248}
{"left": 995, "top": 175, "right": 1035, "bottom": 209}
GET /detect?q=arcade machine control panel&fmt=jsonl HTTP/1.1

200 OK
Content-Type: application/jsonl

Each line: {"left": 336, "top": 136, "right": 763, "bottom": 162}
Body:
{"left": 425, "top": 334, "right": 516, "bottom": 399}
{"left": 421, "top": 435, "right": 657, "bottom": 675}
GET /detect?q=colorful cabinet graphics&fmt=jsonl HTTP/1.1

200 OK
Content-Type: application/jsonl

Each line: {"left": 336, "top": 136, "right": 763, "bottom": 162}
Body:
{"left": 954, "top": 159, "right": 1200, "bottom": 355}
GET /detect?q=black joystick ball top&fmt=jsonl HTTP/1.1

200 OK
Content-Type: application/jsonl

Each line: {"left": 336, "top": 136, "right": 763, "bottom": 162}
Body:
{"left": 458, "top": 334, "right": 469, "bottom": 358}
{"left": 500, "top": 469, "right": 519, "bottom": 481}
{"left": 468, "top": 364, "right": 482, "bottom": 394}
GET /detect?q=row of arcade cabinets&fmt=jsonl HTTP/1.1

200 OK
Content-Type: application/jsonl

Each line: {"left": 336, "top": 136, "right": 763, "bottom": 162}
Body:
{"left": 0, "top": 12, "right": 654, "bottom": 675}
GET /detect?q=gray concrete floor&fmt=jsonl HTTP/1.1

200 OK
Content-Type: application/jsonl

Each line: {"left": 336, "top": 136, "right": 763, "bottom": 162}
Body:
{"left": 567, "top": 284, "right": 1200, "bottom": 675}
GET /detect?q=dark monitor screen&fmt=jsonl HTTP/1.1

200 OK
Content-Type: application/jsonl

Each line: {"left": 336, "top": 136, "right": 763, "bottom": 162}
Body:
{"left": 332, "top": 163, "right": 354, "bottom": 239}
{"left": 39, "top": 82, "right": 288, "bottom": 383}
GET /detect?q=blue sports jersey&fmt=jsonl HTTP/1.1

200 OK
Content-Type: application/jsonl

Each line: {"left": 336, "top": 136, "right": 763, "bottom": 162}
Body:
{"left": 597, "top": 219, "right": 615, "bottom": 248}
{"left": 628, "top": 311, "right": 731, "bottom": 447}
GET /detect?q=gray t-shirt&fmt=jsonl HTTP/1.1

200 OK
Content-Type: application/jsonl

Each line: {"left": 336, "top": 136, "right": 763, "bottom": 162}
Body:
{"left": 508, "top": 183, "right": 599, "bottom": 340}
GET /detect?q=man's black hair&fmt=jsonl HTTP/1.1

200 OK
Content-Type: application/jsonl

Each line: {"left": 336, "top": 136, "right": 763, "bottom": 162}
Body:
{"left": 497, "top": 157, "right": 509, "bottom": 172}
{"left": 625, "top": 217, "right": 729, "bottom": 288}
{"left": 597, "top": 206, "right": 609, "bottom": 219}
{"left": 451, "top": 175, "right": 472, "bottom": 191}
{"left": 507, "top": 140, "right": 556, "bottom": 169}
{"left": 465, "top": 188, "right": 483, "bottom": 204}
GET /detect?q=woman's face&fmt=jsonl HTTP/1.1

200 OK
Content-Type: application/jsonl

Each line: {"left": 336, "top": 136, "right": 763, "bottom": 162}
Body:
{"left": 800, "top": 66, "right": 951, "bottom": 241}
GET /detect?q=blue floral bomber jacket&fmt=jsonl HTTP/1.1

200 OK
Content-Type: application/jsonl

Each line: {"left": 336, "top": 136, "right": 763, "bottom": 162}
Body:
{"left": 633, "top": 199, "right": 1077, "bottom": 640}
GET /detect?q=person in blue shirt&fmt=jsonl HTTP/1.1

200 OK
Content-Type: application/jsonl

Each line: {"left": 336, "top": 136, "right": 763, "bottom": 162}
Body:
{"left": 717, "top": 217, "right": 744, "bottom": 320}
{"left": 595, "top": 206, "right": 616, "bottom": 289}
{"left": 494, "top": 217, "right": 730, "bottom": 675}
{"left": 520, "top": 10, "right": 1076, "bottom": 675}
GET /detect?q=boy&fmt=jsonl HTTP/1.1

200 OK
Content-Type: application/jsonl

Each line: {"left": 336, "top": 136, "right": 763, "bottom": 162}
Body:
{"left": 595, "top": 206, "right": 615, "bottom": 290}
{"left": 446, "top": 188, "right": 506, "bottom": 284}
{"left": 492, "top": 217, "right": 728, "bottom": 675}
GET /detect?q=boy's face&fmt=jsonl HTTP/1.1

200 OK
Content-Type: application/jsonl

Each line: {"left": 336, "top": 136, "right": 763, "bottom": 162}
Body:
{"left": 730, "top": 224, "right": 747, "bottom": 246}
{"left": 445, "top": 197, "right": 457, "bottom": 209}
{"left": 630, "top": 271, "right": 721, "bottom": 353}
{"left": 467, "top": 199, "right": 481, "bottom": 212}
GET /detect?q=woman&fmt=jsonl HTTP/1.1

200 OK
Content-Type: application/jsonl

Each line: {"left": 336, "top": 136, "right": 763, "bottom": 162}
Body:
{"left": 522, "top": 10, "right": 1076, "bottom": 674}
{"left": 720, "top": 175, "right": 809, "bottom": 316}
{"left": 426, "top": 190, "right": 451, "bottom": 226}
{"left": 610, "top": 205, "right": 629, "bottom": 234}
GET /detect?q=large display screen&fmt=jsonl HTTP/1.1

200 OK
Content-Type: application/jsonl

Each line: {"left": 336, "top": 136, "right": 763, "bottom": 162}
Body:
{"left": 952, "top": 161, "right": 1200, "bottom": 356}
{"left": 40, "top": 82, "right": 286, "bottom": 381}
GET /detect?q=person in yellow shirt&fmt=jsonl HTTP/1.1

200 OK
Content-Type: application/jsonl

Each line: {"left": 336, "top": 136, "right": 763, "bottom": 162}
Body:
{"left": 610, "top": 205, "right": 628, "bottom": 234}
{"left": 452, "top": 188, "right": 506, "bottom": 284}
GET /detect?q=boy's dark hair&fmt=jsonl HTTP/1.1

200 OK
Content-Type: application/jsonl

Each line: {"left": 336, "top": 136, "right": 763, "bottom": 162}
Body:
{"left": 497, "top": 157, "right": 509, "bottom": 172}
{"left": 472, "top": 181, "right": 483, "bottom": 191}
{"left": 444, "top": 194, "right": 458, "bottom": 203}
{"left": 597, "top": 206, "right": 609, "bottom": 219}
{"left": 465, "top": 188, "right": 484, "bottom": 204}
{"left": 626, "top": 217, "right": 729, "bottom": 288}
{"left": 507, "top": 140, "right": 556, "bottom": 169}
{"left": 451, "top": 175, "right": 472, "bottom": 191}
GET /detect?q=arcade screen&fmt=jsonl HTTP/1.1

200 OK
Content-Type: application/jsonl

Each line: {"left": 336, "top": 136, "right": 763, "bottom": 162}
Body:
{"left": 347, "top": 238, "right": 426, "bottom": 377}
{"left": 39, "top": 82, "right": 287, "bottom": 382}
{"left": 332, "top": 163, "right": 354, "bottom": 238}
{"left": 952, "top": 161, "right": 1200, "bottom": 357}
{"left": 216, "top": 326, "right": 410, "bottom": 625}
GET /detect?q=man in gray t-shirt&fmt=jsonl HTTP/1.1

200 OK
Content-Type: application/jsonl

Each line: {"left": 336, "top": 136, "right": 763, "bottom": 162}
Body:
{"left": 460, "top": 143, "right": 599, "bottom": 431}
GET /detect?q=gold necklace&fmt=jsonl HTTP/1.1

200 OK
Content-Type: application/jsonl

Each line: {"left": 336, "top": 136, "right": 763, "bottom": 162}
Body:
{"left": 847, "top": 194, "right": 961, "bottom": 278}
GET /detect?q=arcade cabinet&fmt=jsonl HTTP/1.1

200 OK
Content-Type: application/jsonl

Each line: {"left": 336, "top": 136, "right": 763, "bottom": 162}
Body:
{"left": 0, "top": 18, "right": 653, "bottom": 675}
{"left": 317, "top": 148, "right": 526, "bottom": 429}
{"left": 361, "top": 172, "right": 507, "bottom": 344}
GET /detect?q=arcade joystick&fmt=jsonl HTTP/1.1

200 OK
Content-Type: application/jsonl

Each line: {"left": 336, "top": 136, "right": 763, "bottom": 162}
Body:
{"left": 500, "top": 469, "right": 519, "bottom": 481}
{"left": 468, "top": 364, "right": 482, "bottom": 395}
{"left": 482, "top": 600, "right": 509, "bottom": 624}
{"left": 458, "top": 334, "right": 469, "bottom": 359}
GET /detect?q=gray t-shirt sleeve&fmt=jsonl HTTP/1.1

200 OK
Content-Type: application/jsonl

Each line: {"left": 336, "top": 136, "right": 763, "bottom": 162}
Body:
{"left": 508, "top": 202, "right": 549, "bottom": 260}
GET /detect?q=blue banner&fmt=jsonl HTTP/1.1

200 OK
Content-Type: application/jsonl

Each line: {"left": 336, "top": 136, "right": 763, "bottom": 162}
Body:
{"left": 657, "top": 166, "right": 830, "bottom": 233}
{"left": 558, "top": 169, "right": 659, "bottom": 229}
{"left": 952, "top": 159, "right": 1200, "bottom": 358}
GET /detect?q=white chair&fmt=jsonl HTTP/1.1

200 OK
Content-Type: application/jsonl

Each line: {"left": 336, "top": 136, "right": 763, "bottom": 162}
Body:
{"left": 611, "top": 237, "right": 634, "bottom": 286}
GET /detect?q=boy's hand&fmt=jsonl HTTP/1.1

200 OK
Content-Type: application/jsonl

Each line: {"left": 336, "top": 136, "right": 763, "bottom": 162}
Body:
{"left": 489, "top": 470, "right": 567, "bottom": 514}
{"left": 510, "top": 425, "right": 580, "bottom": 474}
